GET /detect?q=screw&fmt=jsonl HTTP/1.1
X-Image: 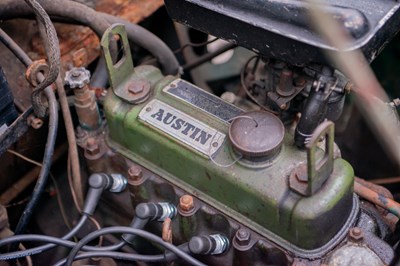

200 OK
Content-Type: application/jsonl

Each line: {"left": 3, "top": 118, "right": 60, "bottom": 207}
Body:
{"left": 127, "top": 165, "right": 143, "bottom": 182}
{"left": 179, "top": 195, "right": 194, "bottom": 212}
{"left": 85, "top": 137, "right": 100, "bottom": 156}
{"left": 235, "top": 229, "right": 251, "bottom": 246}
{"left": 348, "top": 227, "right": 364, "bottom": 242}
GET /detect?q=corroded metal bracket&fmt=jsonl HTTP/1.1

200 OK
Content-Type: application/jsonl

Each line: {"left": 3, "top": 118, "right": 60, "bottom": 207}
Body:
{"left": 290, "top": 121, "right": 334, "bottom": 196}
{"left": 100, "top": 24, "right": 151, "bottom": 104}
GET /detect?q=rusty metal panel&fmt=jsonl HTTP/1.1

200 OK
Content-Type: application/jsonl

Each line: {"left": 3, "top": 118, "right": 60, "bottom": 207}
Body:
{"left": 31, "top": 0, "right": 164, "bottom": 70}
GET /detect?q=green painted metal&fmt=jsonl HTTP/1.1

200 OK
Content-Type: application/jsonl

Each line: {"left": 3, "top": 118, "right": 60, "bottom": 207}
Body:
{"left": 101, "top": 24, "right": 355, "bottom": 252}
{"left": 104, "top": 66, "right": 355, "bottom": 250}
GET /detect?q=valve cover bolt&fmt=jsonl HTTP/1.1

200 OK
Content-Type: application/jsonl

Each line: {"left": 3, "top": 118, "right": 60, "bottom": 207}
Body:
{"left": 235, "top": 229, "right": 251, "bottom": 246}
{"left": 179, "top": 195, "right": 194, "bottom": 213}
{"left": 348, "top": 227, "right": 364, "bottom": 242}
{"left": 127, "top": 165, "right": 143, "bottom": 183}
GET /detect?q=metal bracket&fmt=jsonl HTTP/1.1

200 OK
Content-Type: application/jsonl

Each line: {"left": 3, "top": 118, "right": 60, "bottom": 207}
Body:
{"left": 100, "top": 24, "right": 151, "bottom": 104}
{"left": 289, "top": 121, "right": 334, "bottom": 196}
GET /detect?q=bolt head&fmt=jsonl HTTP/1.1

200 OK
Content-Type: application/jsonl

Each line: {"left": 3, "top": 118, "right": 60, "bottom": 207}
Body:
{"left": 128, "top": 165, "right": 143, "bottom": 181}
{"left": 235, "top": 229, "right": 251, "bottom": 246}
{"left": 349, "top": 227, "right": 364, "bottom": 242}
{"left": 128, "top": 80, "right": 150, "bottom": 94}
{"left": 294, "top": 164, "right": 308, "bottom": 182}
{"left": 179, "top": 195, "right": 194, "bottom": 212}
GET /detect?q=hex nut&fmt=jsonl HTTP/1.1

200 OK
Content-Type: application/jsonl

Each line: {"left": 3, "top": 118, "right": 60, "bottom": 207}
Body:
{"left": 128, "top": 80, "right": 150, "bottom": 94}
{"left": 348, "top": 227, "right": 364, "bottom": 242}
{"left": 235, "top": 229, "right": 251, "bottom": 246}
{"left": 179, "top": 195, "right": 194, "bottom": 212}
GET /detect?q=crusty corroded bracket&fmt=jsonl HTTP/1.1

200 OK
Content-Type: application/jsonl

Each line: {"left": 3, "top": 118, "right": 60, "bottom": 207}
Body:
{"left": 100, "top": 23, "right": 133, "bottom": 91}
{"left": 289, "top": 120, "right": 334, "bottom": 196}
{"left": 306, "top": 120, "right": 334, "bottom": 195}
{"left": 100, "top": 23, "right": 151, "bottom": 104}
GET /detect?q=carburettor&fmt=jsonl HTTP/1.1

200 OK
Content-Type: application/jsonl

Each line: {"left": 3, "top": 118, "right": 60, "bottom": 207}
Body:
{"left": 83, "top": 24, "right": 394, "bottom": 265}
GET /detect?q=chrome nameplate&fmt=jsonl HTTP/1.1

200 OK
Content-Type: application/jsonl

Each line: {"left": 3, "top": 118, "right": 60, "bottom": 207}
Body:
{"left": 138, "top": 100, "right": 225, "bottom": 156}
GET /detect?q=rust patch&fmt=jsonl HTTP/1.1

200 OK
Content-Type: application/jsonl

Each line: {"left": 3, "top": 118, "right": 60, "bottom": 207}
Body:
{"left": 30, "top": 0, "right": 164, "bottom": 72}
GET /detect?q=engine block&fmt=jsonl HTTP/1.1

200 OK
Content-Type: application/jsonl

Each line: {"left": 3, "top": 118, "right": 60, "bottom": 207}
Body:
{"left": 101, "top": 25, "right": 358, "bottom": 259}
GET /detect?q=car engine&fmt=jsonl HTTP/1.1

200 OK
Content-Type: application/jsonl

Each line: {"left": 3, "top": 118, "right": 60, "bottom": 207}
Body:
{"left": 0, "top": 1, "right": 399, "bottom": 265}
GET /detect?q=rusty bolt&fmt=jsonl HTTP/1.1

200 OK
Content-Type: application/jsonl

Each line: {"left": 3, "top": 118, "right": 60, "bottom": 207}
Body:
{"left": 294, "top": 164, "right": 308, "bottom": 183}
{"left": 85, "top": 137, "right": 100, "bottom": 156}
{"left": 128, "top": 80, "right": 150, "bottom": 94}
{"left": 235, "top": 229, "right": 251, "bottom": 246}
{"left": 127, "top": 165, "right": 143, "bottom": 182}
{"left": 179, "top": 195, "right": 194, "bottom": 212}
{"left": 348, "top": 227, "right": 364, "bottom": 242}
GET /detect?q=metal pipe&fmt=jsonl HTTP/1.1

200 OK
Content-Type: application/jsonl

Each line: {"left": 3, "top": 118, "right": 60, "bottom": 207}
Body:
{"left": 369, "top": 176, "right": 400, "bottom": 185}
{"left": 354, "top": 181, "right": 400, "bottom": 218}
{"left": 55, "top": 77, "right": 84, "bottom": 207}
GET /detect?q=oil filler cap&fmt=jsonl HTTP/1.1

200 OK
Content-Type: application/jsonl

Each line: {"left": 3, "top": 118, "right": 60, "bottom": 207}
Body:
{"left": 229, "top": 111, "right": 284, "bottom": 160}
